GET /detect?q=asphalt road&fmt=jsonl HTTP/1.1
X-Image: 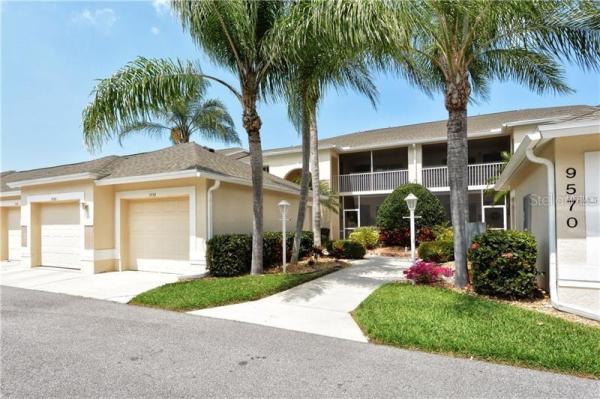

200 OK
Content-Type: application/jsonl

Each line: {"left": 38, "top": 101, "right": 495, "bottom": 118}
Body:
{"left": 1, "top": 287, "right": 598, "bottom": 398}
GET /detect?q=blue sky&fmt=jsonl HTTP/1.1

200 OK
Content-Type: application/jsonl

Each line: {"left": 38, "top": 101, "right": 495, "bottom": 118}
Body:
{"left": 2, "top": 1, "right": 599, "bottom": 172}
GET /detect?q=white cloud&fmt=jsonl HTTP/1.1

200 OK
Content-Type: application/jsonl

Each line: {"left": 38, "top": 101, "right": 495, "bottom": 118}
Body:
{"left": 151, "top": 26, "right": 160, "bottom": 35}
{"left": 152, "top": 0, "right": 170, "bottom": 15}
{"left": 72, "top": 8, "right": 117, "bottom": 34}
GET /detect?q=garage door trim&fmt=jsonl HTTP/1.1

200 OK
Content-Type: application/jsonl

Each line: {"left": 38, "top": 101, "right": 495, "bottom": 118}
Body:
{"left": 24, "top": 191, "right": 90, "bottom": 268}
{"left": 115, "top": 186, "right": 199, "bottom": 272}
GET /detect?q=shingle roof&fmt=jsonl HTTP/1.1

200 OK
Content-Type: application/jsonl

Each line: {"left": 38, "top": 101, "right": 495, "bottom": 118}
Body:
{"left": 263, "top": 104, "right": 596, "bottom": 155}
{"left": 0, "top": 143, "right": 300, "bottom": 193}
{"left": 0, "top": 156, "right": 120, "bottom": 193}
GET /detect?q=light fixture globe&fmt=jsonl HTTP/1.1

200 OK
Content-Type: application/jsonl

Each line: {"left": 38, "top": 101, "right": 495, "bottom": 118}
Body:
{"left": 404, "top": 193, "right": 418, "bottom": 212}
{"left": 278, "top": 200, "right": 290, "bottom": 216}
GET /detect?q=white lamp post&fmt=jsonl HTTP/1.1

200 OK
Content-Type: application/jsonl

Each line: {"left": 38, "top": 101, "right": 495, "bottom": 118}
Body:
{"left": 278, "top": 200, "right": 291, "bottom": 273}
{"left": 404, "top": 193, "right": 418, "bottom": 261}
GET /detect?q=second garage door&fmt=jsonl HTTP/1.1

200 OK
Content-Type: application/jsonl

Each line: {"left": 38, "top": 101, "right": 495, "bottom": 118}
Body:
{"left": 40, "top": 202, "right": 81, "bottom": 269}
{"left": 7, "top": 208, "right": 21, "bottom": 261}
{"left": 128, "top": 197, "right": 189, "bottom": 273}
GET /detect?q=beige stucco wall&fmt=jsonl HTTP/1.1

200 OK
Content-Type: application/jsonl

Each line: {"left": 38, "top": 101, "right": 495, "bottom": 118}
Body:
{"left": 509, "top": 132, "right": 600, "bottom": 316}
{"left": 507, "top": 142, "right": 554, "bottom": 289}
{"left": 265, "top": 148, "right": 333, "bottom": 182}
{"left": 0, "top": 195, "right": 21, "bottom": 260}
{"left": 212, "top": 181, "right": 311, "bottom": 236}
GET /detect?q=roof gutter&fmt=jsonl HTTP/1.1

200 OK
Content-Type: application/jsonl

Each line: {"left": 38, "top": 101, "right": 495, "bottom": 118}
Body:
{"left": 207, "top": 180, "right": 220, "bottom": 239}
{"left": 0, "top": 190, "right": 21, "bottom": 198}
{"left": 95, "top": 169, "right": 301, "bottom": 195}
{"left": 7, "top": 172, "right": 100, "bottom": 189}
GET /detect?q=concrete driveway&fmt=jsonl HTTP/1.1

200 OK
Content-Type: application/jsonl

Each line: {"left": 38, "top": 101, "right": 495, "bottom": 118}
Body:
{"left": 190, "top": 256, "right": 410, "bottom": 342}
{"left": 0, "top": 264, "right": 179, "bottom": 303}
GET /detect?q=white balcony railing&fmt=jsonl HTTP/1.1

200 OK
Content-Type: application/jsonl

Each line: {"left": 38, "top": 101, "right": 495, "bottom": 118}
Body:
{"left": 335, "top": 169, "right": 409, "bottom": 193}
{"left": 333, "top": 162, "right": 505, "bottom": 194}
{"left": 422, "top": 162, "right": 505, "bottom": 189}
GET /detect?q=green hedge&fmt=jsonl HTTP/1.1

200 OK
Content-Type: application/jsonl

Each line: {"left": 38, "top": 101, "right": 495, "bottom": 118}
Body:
{"left": 349, "top": 226, "right": 379, "bottom": 249}
{"left": 327, "top": 239, "right": 366, "bottom": 259}
{"left": 418, "top": 240, "right": 454, "bottom": 263}
{"left": 207, "top": 231, "right": 314, "bottom": 277}
{"left": 468, "top": 230, "right": 539, "bottom": 299}
{"left": 376, "top": 183, "right": 446, "bottom": 230}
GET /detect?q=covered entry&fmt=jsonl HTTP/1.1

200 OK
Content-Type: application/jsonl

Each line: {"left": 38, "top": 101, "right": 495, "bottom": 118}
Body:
{"left": 40, "top": 202, "right": 81, "bottom": 269}
{"left": 127, "top": 197, "right": 190, "bottom": 273}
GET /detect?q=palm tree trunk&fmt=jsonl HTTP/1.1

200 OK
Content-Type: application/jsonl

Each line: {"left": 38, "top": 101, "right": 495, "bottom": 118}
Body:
{"left": 445, "top": 74, "right": 470, "bottom": 288}
{"left": 290, "top": 99, "right": 311, "bottom": 265}
{"left": 242, "top": 85, "right": 264, "bottom": 275}
{"left": 309, "top": 106, "right": 322, "bottom": 248}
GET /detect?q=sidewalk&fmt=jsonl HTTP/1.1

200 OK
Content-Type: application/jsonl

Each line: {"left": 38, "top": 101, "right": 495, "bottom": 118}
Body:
{"left": 189, "top": 256, "right": 410, "bottom": 341}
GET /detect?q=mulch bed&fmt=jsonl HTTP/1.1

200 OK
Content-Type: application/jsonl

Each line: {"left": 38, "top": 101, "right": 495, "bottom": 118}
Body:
{"left": 265, "top": 257, "right": 348, "bottom": 275}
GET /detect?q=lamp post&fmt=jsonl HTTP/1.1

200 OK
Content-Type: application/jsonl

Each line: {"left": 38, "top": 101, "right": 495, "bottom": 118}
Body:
{"left": 278, "top": 200, "right": 291, "bottom": 273}
{"left": 404, "top": 193, "right": 418, "bottom": 261}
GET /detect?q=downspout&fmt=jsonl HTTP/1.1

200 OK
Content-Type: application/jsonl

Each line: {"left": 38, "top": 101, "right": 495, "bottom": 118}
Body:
{"left": 524, "top": 147, "right": 559, "bottom": 305}
{"left": 412, "top": 143, "right": 417, "bottom": 183}
{"left": 207, "top": 180, "right": 220, "bottom": 239}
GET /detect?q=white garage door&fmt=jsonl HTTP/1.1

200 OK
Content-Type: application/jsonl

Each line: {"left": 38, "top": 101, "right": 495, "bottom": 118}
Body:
{"left": 40, "top": 202, "right": 81, "bottom": 269}
{"left": 128, "top": 197, "right": 189, "bottom": 273}
{"left": 7, "top": 208, "right": 21, "bottom": 261}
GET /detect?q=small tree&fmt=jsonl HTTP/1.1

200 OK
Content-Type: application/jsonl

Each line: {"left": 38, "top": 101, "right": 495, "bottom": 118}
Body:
{"left": 376, "top": 183, "right": 446, "bottom": 231}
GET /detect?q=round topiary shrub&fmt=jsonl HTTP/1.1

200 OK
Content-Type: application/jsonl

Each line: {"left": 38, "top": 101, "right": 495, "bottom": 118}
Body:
{"left": 349, "top": 226, "right": 379, "bottom": 249}
{"left": 376, "top": 183, "right": 446, "bottom": 230}
{"left": 326, "top": 239, "right": 366, "bottom": 259}
{"left": 418, "top": 240, "right": 454, "bottom": 263}
{"left": 468, "top": 230, "right": 539, "bottom": 299}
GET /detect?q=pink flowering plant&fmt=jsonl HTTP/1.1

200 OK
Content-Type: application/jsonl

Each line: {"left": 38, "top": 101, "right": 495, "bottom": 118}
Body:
{"left": 404, "top": 260, "right": 454, "bottom": 285}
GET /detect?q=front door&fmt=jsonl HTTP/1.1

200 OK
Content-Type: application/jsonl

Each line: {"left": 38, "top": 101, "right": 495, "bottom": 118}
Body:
{"left": 343, "top": 209, "right": 359, "bottom": 239}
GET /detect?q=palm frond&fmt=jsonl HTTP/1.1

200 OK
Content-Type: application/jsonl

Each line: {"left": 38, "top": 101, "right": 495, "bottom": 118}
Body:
{"left": 117, "top": 121, "right": 170, "bottom": 146}
{"left": 82, "top": 57, "right": 206, "bottom": 152}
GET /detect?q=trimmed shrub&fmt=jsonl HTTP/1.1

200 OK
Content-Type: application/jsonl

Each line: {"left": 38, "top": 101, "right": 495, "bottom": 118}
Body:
{"left": 349, "top": 226, "right": 379, "bottom": 249}
{"left": 206, "top": 234, "right": 253, "bottom": 277}
{"left": 404, "top": 260, "right": 454, "bottom": 285}
{"left": 327, "top": 239, "right": 366, "bottom": 259}
{"left": 380, "top": 227, "right": 437, "bottom": 246}
{"left": 418, "top": 240, "right": 454, "bottom": 263}
{"left": 468, "top": 230, "right": 539, "bottom": 299}
{"left": 416, "top": 226, "right": 436, "bottom": 243}
{"left": 433, "top": 224, "right": 454, "bottom": 241}
{"left": 207, "top": 231, "right": 314, "bottom": 277}
{"left": 376, "top": 183, "right": 446, "bottom": 230}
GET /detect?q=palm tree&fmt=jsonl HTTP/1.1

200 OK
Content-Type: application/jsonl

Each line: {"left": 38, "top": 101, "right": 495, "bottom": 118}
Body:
{"left": 276, "top": 2, "right": 378, "bottom": 263}
{"left": 313, "top": 0, "right": 600, "bottom": 287}
{"left": 91, "top": 83, "right": 240, "bottom": 146}
{"left": 83, "top": 1, "right": 293, "bottom": 274}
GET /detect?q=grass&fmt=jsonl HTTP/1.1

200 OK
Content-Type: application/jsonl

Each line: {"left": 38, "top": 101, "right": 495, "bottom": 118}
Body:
{"left": 130, "top": 268, "right": 334, "bottom": 312}
{"left": 354, "top": 283, "right": 600, "bottom": 378}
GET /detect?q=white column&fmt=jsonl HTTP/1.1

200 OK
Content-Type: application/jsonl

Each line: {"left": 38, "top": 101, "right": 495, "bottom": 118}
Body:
{"left": 408, "top": 144, "right": 423, "bottom": 184}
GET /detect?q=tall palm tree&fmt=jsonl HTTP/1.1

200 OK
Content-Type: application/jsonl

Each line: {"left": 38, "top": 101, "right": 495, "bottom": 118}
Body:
{"left": 313, "top": 0, "right": 600, "bottom": 287}
{"left": 87, "top": 81, "right": 240, "bottom": 146}
{"left": 275, "top": 2, "right": 378, "bottom": 263}
{"left": 83, "top": 1, "right": 293, "bottom": 274}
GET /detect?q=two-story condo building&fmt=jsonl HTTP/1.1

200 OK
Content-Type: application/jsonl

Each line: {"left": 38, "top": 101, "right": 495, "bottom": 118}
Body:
{"left": 257, "top": 105, "right": 597, "bottom": 241}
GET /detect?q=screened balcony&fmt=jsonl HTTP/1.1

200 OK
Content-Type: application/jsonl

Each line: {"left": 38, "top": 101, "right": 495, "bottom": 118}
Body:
{"left": 334, "top": 147, "right": 409, "bottom": 194}
{"left": 332, "top": 136, "right": 509, "bottom": 194}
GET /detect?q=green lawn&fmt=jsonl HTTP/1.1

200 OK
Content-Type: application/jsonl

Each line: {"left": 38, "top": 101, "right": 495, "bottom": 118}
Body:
{"left": 130, "top": 269, "right": 334, "bottom": 311}
{"left": 354, "top": 283, "right": 600, "bottom": 378}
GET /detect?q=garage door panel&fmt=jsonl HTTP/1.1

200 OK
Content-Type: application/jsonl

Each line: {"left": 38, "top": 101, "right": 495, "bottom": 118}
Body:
{"left": 128, "top": 198, "right": 189, "bottom": 272}
{"left": 8, "top": 208, "right": 21, "bottom": 260}
{"left": 40, "top": 202, "right": 81, "bottom": 269}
